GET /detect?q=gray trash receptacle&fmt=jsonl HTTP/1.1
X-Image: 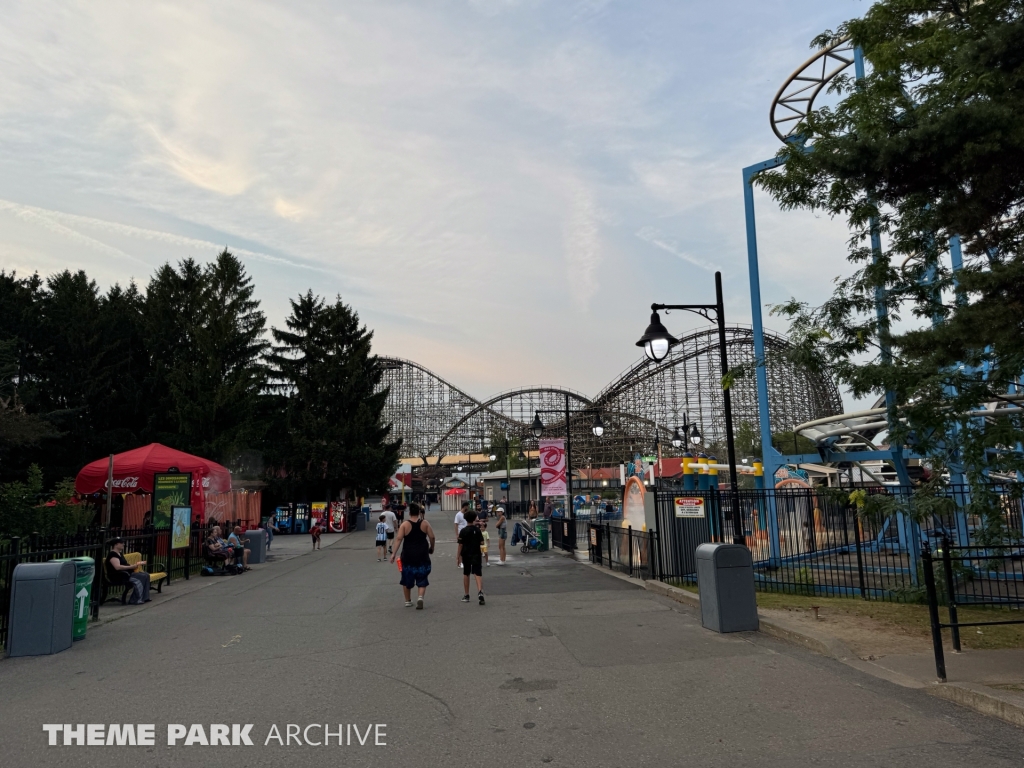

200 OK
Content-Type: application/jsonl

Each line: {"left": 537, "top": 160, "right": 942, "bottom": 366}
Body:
{"left": 245, "top": 529, "right": 267, "bottom": 564}
{"left": 7, "top": 561, "right": 76, "bottom": 657}
{"left": 695, "top": 543, "right": 758, "bottom": 633}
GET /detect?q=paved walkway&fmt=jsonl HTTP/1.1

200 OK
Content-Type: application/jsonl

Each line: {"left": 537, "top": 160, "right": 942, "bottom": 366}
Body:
{"left": 3, "top": 510, "right": 1024, "bottom": 767}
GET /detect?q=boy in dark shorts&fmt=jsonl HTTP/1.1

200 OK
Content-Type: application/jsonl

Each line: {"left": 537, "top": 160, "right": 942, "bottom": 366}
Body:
{"left": 457, "top": 510, "right": 485, "bottom": 604}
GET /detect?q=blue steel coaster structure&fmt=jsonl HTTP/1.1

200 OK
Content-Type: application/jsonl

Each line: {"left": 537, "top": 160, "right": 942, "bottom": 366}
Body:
{"left": 743, "top": 40, "right": 1024, "bottom": 573}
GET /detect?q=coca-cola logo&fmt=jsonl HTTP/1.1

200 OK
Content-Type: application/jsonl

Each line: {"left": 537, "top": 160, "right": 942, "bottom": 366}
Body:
{"left": 106, "top": 477, "right": 140, "bottom": 490}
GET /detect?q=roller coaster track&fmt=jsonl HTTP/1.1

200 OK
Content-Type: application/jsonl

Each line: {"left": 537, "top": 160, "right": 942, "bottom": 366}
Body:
{"left": 770, "top": 36, "right": 854, "bottom": 143}
{"left": 378, "top": 325, "right": 843, "bottom": 466}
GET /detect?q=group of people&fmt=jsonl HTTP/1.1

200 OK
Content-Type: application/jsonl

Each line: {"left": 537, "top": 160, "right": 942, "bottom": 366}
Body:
{"left": 453, "top": 502, "right": 505, "bottom": 605}
{"left": 379, "top": 499, "right": 512, "bottom": 610}
{"left": 205, "top": 524, "right": 253, "bottom": 570}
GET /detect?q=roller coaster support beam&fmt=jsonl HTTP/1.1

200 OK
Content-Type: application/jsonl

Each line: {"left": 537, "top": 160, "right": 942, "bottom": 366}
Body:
{"left": 742, "top": 156, "right": 785, "bottom": 564}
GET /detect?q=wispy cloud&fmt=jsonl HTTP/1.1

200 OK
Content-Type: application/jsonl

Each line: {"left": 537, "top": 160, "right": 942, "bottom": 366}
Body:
{"left": 635, "top": 226, "right": 715, "bottom": 272}
{"left": 0, "top": 0, "right": 867, "bottom": 401}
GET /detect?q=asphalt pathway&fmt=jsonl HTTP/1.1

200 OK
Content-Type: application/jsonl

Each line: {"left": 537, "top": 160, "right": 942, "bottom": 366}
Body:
{"left": 2, "top": 510, "right": 1024, "bottom": 767}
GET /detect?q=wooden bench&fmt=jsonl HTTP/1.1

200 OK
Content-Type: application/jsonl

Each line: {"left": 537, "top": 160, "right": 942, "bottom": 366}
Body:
{"left": 124, "top": 552, "right": 168, "bottom": 593}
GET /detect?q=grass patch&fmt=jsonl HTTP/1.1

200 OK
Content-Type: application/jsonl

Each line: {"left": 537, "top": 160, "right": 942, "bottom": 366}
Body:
{"left": 663, "top": 581, "right": 1024, "bottom": 650}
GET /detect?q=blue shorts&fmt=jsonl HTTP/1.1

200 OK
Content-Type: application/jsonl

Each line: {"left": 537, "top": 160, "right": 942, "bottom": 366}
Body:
{"left": 400, "top": 563, "right": 431, "bottom": 589}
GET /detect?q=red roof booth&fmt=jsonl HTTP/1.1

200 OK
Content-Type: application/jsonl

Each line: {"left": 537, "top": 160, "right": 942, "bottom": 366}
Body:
{"left": 76, "top": 443, "right": 232, "bottom": 526}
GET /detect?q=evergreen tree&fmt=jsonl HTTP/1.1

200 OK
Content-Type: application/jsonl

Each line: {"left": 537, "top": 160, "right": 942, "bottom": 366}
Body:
{"left": 34, "top": 270, "right": 104, "bottom": 479}
{"left": 143, "top": 257, "right": 207, "bottom": 448}
{"left": 90, "top": 282, "right": 150, "bottom": 454}
{"left": 0, "top": 272, "right": 55, "bottom": 481}
{"left": 756, "top": 1, "right": 1024, "bottom": 491}
{"left": 268, "top": 291, "right": 400, "bottom": 500}
{"left": 143, "top": 250, "right": 267, "bottom": 462}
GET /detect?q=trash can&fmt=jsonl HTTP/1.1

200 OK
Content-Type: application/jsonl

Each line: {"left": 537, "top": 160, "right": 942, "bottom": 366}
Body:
{"left": 356, "top": 508, "right": 367, "bottom": 531}
{"left": 244, "top": 529, "right": 266, "bottom": 565}
{"left": 7, "top": 561, "right": 76, "bottom": 657}
{"left": 50, "top": 557, "right": 95, "bottom": 641}
{"left": 534, "top": 519, "right": 549, "bottom": 552}
{"left": 695, "top": 543, "right": 758, "bottom": 633}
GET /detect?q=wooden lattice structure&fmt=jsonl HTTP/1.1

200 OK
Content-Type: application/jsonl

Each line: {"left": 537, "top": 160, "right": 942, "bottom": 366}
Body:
{"left": 377, "top": 325, "right": 842, "bottom": 468}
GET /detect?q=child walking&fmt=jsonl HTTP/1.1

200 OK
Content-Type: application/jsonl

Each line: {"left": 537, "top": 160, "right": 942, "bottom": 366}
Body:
{"left": 480, "top": 518, "right": 491, "bottom": 566}
{"left": 457, "top": 510, "right": 485, "bottom": 605}
{"left": 375, "top": 514, "right": 389, "bottom": 561}
{"left": 311, "top": 518, "right": 323, "bottom": 550}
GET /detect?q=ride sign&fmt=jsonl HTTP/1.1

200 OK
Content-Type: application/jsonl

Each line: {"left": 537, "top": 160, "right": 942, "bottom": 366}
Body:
{"left": 538, "top": 439, "right": 566, "bottom": 496}
{"left": 674, "top": 497, "right": 705, "bottom": 518}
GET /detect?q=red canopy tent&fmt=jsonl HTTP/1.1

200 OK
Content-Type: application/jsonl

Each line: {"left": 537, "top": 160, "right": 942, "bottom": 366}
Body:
{"left": 75, "top": 443, "right": 232, "bottom": 523}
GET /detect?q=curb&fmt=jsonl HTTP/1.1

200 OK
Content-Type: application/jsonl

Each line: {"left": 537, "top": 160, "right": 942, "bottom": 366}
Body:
{"left": 584, "top": 569, "right": 1024, "bottom": 730}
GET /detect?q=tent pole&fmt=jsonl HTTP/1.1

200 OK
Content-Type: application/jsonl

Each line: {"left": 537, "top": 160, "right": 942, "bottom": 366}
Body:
{"left": 104, "top": 454, "right": 114, "bottom": 528}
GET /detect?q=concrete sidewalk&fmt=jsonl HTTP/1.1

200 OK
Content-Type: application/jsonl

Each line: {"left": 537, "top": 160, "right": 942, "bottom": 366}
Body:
{"left": 4, "top": 516, "right": 1024, "bottom": 767}
{"left": 90, "top": 530, "right": 351, "bottom": 627}
{"left": 641, "top": 574, "right": 1024, "bottom": 728}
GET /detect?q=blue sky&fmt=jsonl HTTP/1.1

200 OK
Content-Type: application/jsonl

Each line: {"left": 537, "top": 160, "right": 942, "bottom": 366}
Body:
{"left": 0, "top": 0, "right": 867, "bottom": 403}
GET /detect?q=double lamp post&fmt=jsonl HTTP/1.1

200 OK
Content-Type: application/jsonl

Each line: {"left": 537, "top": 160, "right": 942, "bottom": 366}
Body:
{"left": 530, "top": 393, "right": 604, "bottom": 520}
{"left": 635, "top": 270, "right": 745, "bottom": 546}
{"left": 524, "top": 271, "right": 744, "bottom": 545}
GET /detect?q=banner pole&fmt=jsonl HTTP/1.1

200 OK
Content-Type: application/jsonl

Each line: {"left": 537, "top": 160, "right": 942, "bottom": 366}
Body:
{"left": 103, "top": 454, "right": 114, "bottom": 528}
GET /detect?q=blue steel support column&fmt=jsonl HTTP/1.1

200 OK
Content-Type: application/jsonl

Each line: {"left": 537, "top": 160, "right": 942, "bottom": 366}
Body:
{"left": 855, "top": 44, "right": 917, "bottom": 578}
{"left": 743, "top": 158, "right": 784, "bottom": 564}
{"left": 947, "top": 235, "right": 971, "bottom": 545}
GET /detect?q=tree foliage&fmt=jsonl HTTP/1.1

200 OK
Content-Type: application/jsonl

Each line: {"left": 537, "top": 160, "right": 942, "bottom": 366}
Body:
{"left": 0, "top": 251, "right": 397, "bottom": 530}
{"left": 267, "top": 291, "right": 400, "bottom": 500}
{"left": 756, "top": 0, "right": 1024, "bottom": 491}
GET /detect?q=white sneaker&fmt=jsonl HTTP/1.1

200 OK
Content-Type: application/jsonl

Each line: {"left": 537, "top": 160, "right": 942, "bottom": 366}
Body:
{"left": 486, "top": 562, "right": 491, "bottom": 567}
{"left": 404, "top": 601, "right": 413, "bottom": 607}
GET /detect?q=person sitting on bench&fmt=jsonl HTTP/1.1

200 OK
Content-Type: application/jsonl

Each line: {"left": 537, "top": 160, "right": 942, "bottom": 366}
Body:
{"left": 205, "top": 526, "right": 235, "bottom": 567}
{"left": 106, "top": 537, "right": 151, "bottom": 604}
{"left": 227, "top": 526, "right": 252, "bottom": 569}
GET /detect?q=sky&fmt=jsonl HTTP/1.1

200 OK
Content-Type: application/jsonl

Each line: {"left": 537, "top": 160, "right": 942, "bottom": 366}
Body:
{"left": 0, "top": 0, "right": 869, "bottom": 405}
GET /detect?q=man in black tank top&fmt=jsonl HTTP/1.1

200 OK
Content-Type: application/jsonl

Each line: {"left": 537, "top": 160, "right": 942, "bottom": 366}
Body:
{"left": 392, "top": 502, "right": 435, "bottom": 609}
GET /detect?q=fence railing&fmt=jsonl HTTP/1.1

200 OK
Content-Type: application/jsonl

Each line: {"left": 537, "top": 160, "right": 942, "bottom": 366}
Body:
{"left": 1, "top": 523, "right": 229, "bottom": 649}
{"left": 923, "top": 538, "right": 1024, "bottom": 682}
{"left": 552, "top": 518, "right": 580, "bottom": 552}
{"left": 574, "top": 485, "right": 1024, "bottom": 603}
{"left": 589, "top": 523, "right": 660, "bottom": 581}
{"left": 650, "top": 485, "right": 1024, "bottom": 600}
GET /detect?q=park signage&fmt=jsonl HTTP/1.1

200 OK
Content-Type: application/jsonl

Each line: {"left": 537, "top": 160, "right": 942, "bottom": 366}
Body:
{"left": 674, "top": 496, "right": 705, "bottom": 518}
{"left": 538, "top": 439, "right": 566, "bottom": 496}
{"left": 152, "top": 473, "right": 192, "bottom": 530}
{"left": 171, "top": 506, "right": 192, "bottom": 549}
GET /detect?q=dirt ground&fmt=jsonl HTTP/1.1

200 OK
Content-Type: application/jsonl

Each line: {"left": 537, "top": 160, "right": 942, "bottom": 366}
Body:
{"left": 753, "top": 592, "right": 1024, "bottom": 658}
{"left": 758, "top": 605, "right": 933, "bottom": 657}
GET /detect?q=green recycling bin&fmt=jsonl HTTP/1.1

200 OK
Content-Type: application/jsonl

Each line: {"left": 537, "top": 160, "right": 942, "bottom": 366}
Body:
{"left": 534, "top": 518, "right": 549, "bottom": 552}
{"left": 51, "top": 557, "right": 95, "bottom": 640}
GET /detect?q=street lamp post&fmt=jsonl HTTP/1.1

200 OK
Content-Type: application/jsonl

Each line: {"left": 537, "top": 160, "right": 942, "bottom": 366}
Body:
{"left": 636, "top": 271, "right": 744, "bottom": 546}
{"left": 531, "top": 393, "right": 604, "bottom": 520}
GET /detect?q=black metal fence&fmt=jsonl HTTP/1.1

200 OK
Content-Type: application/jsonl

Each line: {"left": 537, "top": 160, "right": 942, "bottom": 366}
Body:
{"left": 550, "top": 518, "right": 576, "bottom": 552}
{"left": 923, "top": 538, "right": 1024, "bottom": 682}
{"left": 589, "top": 523, "right": 660, "bottom": 581}
{"left": 0, "top": 523, "right": 236, "bottom": 649}
{"left": 580, "top": 484, "right": 1024, "bottom": 603}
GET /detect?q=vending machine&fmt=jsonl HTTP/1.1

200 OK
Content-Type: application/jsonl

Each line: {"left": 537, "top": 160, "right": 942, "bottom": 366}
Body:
{"left": 329, "top": 501, "right": 347, "bottom": 532}
{"left": 294, "top": 503, "right": 310, "bottom": 534}
{"left": 311, "top": 502, "right": 327, "bottom": 532}
{"left": 274, "top": 504, "right": 295, "bottom": 534}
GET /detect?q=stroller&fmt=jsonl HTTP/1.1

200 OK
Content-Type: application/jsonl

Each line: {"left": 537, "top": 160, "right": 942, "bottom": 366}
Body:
{"left": 511, "top": 520, "right": 540, "bottom": 553}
